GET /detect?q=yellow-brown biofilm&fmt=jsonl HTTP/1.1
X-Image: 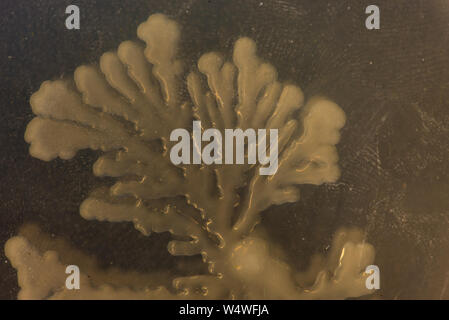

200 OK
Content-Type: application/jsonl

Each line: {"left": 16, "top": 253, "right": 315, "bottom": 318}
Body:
{"left": 6, "top": 13, "right": 375, "bottom": 299}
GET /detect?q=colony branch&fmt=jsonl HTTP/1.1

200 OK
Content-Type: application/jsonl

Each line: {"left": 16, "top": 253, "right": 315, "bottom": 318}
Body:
{"left": 169, "top": 121, "right": 278, "bottom": 175}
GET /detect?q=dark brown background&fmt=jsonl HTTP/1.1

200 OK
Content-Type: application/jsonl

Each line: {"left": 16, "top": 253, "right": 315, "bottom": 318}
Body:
{"left": 1, "top": 0, "right": 449, "bottom": 299}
